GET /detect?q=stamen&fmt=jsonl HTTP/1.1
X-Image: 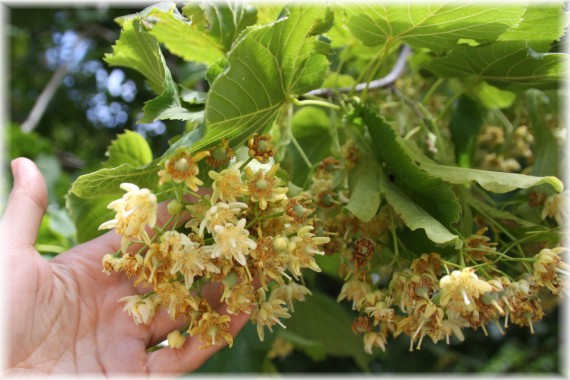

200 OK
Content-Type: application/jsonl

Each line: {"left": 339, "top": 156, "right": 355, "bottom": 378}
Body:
{"left": 462, "top": 290, "right": 471, "bottom": 305}
{"left": 528, "top": 318, "right": 535, "bottom": 334}
{"left": 273, "top": 317, "right": 286, "bottom": 328}
{"left": 492, "top": 300, "right": 505, "bottom": 315}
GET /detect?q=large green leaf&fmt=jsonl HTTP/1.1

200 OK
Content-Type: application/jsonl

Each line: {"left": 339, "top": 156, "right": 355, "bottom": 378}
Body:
{"left": 105, "top": 17, "right": 190, "bottom": 123}
{"left": 426, "top": 42, "right": 567, "bottom": 90}
{"left": 105, "top": 18, "right": 165, "bottom": 94}
{"left": 360, "top": 106, "right": 461, "bottom": 227}
{"left": 402, "top": 140, "right": 564, "bottom": 193}
{"left": 379, "top": 172, "right": 458, "bottom": 245}
{"left": 201, "top": 1, "right": 258, "bottom": 51}
{"left": 419, "top": 164, "right": 563, "bottom": 194}
{"left": 141, "top": 2, "right": 225, "bottom": 65}
{"left": 70, "top": 161, "right": 160, "bottom": 199}
{"left": 346, "top": 154, "right": 381, "bottom": 222}
{"left": 345, "top": 2, "right": 525, "bottom": 52}
{"left": 449, "top": 95, "right": 484, "bottom": 168}
{"left": 286, "top": 291, "right": 370, "bottom": 371}
{"left": 103, "top": 130, "right": 153, "bottom": 168}
{"left": 527, "top": 89, "right": 561, "bottom": 177}
{"left": 201, "top": 6, "right": 331, "bottom": 153}
{"left": 498, "top": 2, "right": 567, "bottom": 52}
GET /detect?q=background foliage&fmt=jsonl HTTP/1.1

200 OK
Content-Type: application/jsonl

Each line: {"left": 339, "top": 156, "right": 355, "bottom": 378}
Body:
{"left": 7, "top": 2, "right": 566, "bottom": 374}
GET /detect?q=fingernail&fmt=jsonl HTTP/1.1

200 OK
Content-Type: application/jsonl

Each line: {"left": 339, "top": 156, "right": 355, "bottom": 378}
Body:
{"left": 11, "top": 158, "right": 33, "bottom": 185}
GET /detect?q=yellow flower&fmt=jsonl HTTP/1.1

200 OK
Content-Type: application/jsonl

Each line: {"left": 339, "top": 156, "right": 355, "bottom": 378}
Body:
{"left": 337, "top": 278, "right": 371, "bottom": 311}
{"left": 541, "top": 193, "right": 567, "bottom": 225}
{"left": 250, "top": 235, "right": 290, "bottom": 289}
{"left": 158, "top": 150, "right": 210, "bottom": 191}
{"left": 252, "top": 288, "right": 291, "bottom": 341}
{"left": 439, "top": 267, "right": 493, "bottom": 311}
{"left": 189, "top": 311, "right": 233, "bottom": 349}
{"left": 119, "top": 293, "right": 159, "bottom": 325}
{"left": 287, "top": 226, "right": 329, "bottom": 277}
{"left": 167, "top": 330, "right": 186, "bottom": 349}
{"left": 168, "top": 232, "right": 220, "bottom": 287}
{"left": 267, "top": 337, "right": 294, "bottom": 359}
{"left": 271, "top": 282, "right": 312, "bottom": 312}
{"left": 205, "top": 218, "right": 256, "bottom": 266}
{"left": 198, "top": 201, "right": 248, "bottom": 237}
{"left": 156, "top": 281, "right": 198, "bottom": 320}
{"left": 99, "top": 183, "right": 157, "bottom": 252}
{"left": 244, "top": 164, "right": 288, "bottom": 210}
{"left": 363, "top": 331, "right": 388, "bottom": 354}
{"left": 224, "top": 282, "right": 256, "bottom": 315}
{"left": 208, "top": 161, "right": 248, "bottom": 203}
{"left": 533, "top": 247, "right": 569, "bottom": 295}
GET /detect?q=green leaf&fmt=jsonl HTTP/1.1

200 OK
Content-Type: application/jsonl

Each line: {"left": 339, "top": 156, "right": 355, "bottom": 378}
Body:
{"left": 70, "top": 161, "right": 160, "bottom": 199}
{"left": 286, "top": 291, "right": 370, "bottom": 371}
{"left": 105, "top": 17, "right": 187, "bottom": 123}
{"left": 498, "top": 2, "right": 567, "bottom": 52}
{"left": 203, "top": 6, "right": 330, "bottom": 153}
{"left": 202, "top": 1, "right": 258, "bottom": 51}
{"left": 278, "top": 330, "right": 327, "bottom": 361}
{"left": 527, "top": 89, "right": 560, "bottom": 177}
{"left": 66, "top": 192, "right": 115, "bottom": 243}
{"left": 426, "top": 42, "right": 567, "bottom": 90}
{"left": 449, "top": 95, "right": 484, "bottom": 168}
{"left": 103, "top": 130, "right": 153, "bottom": 168}
{"left": 345, "top": 2, "right": 525, "bottom": 52}
{"left": 419, "top": 163, "right": 563, "bottom": 194}
{"left": 141, "top": 3, "right": 225, "bottom": 65}
{"left": 469, "top": 81, "right": 517, "bottom": 109}
{"left": 360, "top": 106, "right": 461, "bottom": 227}
{"left": 346, "top": 154, "right": 381, "bottom": 222}
{"left": 105, "top": 18, "right": 165, "bottom": 94}
{"left": 402, "top": 139, "right": 564, "bottom": 193}
{"left": 379, "top": 172, "right": 458, "bottom": 245}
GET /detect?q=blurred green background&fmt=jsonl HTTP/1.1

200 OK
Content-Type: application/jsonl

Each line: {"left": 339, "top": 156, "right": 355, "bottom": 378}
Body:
{"left": 6, "top": 4, "right": 564, "bottom": 375}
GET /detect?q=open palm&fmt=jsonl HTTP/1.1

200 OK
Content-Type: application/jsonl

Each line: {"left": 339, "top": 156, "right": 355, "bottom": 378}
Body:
{"left": 2, "top": 158, "right": 249, "bottom": 376}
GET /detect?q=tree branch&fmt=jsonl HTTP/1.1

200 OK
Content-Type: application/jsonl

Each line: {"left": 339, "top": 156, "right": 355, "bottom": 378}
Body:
{"left": 21, "top": 34, "right": 87, "bottom": 133}
{"left": 305, "top": 44, "right": 412, "bottom": 98}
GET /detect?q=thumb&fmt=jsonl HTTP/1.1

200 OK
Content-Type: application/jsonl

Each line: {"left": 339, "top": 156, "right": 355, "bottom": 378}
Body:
{"left": 1, "top": 158, "right": 48, "bottom": 248}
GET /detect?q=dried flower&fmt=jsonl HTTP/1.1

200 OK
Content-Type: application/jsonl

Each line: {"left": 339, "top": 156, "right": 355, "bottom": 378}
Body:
{"left": 189, "top": 310, "right": 233, "bottom": 349}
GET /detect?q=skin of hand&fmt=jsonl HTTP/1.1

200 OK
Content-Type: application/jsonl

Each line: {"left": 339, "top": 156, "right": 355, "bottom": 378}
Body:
{"left": 0, "top": 157, "right": 250, "bottom": 375}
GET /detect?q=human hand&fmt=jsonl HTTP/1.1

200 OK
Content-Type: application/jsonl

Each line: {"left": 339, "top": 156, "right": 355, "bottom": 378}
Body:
{"left": 1, "top": 157, "right": 249, "bottom": 376}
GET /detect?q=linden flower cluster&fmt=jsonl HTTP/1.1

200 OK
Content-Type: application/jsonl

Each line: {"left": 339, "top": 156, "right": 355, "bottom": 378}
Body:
{"left": 305, "top": 150, "right": 567, "bottom": 355}
{"left": 336, "top": 248, "right": 567, "bottom": 353}
{"left": 99, "top": 144, "right": 329, "bottom": 350}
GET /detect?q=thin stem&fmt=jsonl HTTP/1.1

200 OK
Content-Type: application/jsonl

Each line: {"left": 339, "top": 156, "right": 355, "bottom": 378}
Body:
{"left": 239, "top": 156, "right": 254, "bottom": 171}
{"left": 421, "top": 78, "right": 444, "bottom": 104}
{"left": 292, "top": 98, "right": 340, "bottom": 110}
{"left": 306, "top": 44, "right": 412, "bottom": 97}
{"left": 290, "top": 134, "right": 312, "bottom": 169}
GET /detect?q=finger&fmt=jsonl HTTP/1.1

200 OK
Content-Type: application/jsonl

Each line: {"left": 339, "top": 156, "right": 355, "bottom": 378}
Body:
{"left": 147, "top": 306, "right": 251, "bottom": 375}
{"left": 0, "top": 158, "right": 48, "bottom": 248}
